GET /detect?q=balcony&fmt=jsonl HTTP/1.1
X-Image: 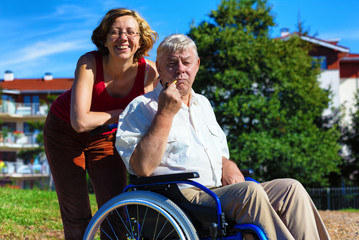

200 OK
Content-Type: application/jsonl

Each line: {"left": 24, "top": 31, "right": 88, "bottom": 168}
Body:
{"left": 0, "top": 160, "right": 51, "bottom": 189}
{"left": 0, "top": 132, "right": 40, "bottom": 149}
{"left": 0, "top": 101, "right": 48, "bottom": 117}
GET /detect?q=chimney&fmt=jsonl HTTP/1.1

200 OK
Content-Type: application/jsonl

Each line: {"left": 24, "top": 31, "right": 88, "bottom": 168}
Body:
{"left": 44, "top": 72, "right": 53, "bottom": 81}
{"left": 4, "top": 70, "right": 14, "bottom": 81}
{"left": 280, "top": 28, "right": 290, "bottom": 38}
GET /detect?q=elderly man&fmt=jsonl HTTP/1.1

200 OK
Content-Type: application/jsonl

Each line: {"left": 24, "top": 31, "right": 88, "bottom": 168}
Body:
{"left": 115, "top": 34, "right": 330, "bottom": 240}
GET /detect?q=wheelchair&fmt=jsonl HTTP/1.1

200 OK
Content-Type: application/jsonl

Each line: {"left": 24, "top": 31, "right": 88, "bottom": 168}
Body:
{"left": 83, "top": 170, "right": 267, "bottom": 240}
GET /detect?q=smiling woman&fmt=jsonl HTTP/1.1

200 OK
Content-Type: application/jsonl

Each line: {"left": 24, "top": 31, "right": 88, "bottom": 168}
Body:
{"left": 42, "top": 8, "right": 159, "bottom": 240}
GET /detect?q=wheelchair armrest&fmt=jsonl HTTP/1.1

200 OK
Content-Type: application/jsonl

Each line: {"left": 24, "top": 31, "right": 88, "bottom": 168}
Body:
{"left": 130, "top": 172, "right": 200, "bottom": 185}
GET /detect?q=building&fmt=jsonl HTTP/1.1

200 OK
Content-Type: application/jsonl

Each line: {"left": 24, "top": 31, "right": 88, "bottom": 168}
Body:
{"left": 281, "top": 29, "right": 359, "bottom": 124}
{"left": 0, "top": 71, "right": 73, "bottom": 169}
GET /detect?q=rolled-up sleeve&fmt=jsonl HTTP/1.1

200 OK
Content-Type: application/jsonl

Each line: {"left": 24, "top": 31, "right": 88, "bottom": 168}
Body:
{"left": 115, "top": 97, "right": 156, "bottom": 174}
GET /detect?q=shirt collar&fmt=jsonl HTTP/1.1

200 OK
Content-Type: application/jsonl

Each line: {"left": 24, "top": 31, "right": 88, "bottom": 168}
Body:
{"left": 189, "top": 89, "right": 199, "bottom": 106}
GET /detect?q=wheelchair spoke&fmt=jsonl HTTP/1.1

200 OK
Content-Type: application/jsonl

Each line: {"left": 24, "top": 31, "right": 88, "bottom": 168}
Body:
{"left": 138, "top": 206, "right": 149, "bottom": 238}
{"left": 153, "top": 212, "right": 160, "bottom": 240}
{"left": 123, "top": 206, "right": 136, "bottom": 239}
{"left": 106, "top": 217, "right": 119, "bottom": 240}
{"left": 162, "top": 228, "right": 176, "bottom": 240}
{"left": 155, "top": 220, "right": 174, "bottom": 240}
{"left": 98, "top": 227, "right": 113, "bottom": 240}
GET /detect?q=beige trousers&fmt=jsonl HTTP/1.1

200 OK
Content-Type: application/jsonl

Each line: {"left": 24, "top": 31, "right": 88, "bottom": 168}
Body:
{"left": 181, "top": 178, "right": 330, "bottom": 240}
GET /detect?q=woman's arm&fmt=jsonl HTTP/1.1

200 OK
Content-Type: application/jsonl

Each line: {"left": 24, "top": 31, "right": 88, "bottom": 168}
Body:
{"left": 70, "top": 53, "right": 122, "bottom": 133}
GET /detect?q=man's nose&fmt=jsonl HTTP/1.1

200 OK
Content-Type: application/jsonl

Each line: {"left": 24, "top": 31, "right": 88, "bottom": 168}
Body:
{"left": 176, "top": 62, "right": 185, "bottom": 73}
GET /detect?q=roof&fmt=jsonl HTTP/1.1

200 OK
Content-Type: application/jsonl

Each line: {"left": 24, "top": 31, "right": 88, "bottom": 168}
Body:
{"left": 340, "top": 53, "right": 359, "bottom": 62}
{"left": 300, "top": 35, "right": 349, "bottom": 52}
{"left": 0, "top": 78, "right": 73, "bottom": 94}
{"left": 281, "top": 32, "right": 350, "bottom": 53}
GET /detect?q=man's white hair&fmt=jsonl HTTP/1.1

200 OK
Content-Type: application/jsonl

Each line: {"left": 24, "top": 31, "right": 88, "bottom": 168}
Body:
{"left": 156, "top": 34, "right": 198, "bottom": 60}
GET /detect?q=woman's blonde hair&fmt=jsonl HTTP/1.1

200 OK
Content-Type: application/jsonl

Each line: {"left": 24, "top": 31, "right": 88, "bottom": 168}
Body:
{"left": 92, "top": 8, "right": 158, "bottom": 61}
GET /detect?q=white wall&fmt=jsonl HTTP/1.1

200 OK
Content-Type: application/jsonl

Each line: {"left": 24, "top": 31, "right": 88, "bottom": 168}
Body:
{"left": 340, "top": 77, "right": 359, "bottom": 124}
{"left": 318, "top": 70, "right": 340, "bottom": 116}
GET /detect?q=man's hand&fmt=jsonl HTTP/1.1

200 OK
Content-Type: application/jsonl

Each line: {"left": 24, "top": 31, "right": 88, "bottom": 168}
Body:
{"left": 221, "top": 157, "right": 245, "bottom": 186}
{"left": 157, "top": 81, "right": 182, "bottom": 117}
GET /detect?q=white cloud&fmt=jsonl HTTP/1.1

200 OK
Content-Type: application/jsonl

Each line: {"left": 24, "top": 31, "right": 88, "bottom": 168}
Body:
{"left": 4, "top": 39, "right": 91, "bottom": 66}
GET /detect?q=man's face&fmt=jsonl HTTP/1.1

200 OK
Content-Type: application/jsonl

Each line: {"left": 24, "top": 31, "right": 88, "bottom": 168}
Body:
{"left": 157, "top": 48, "right": 200, "bottom": 97}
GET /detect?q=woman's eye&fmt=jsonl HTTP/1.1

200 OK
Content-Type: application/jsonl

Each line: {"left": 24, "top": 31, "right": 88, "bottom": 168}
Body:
{"left": 110, "top": 30, "right": 118, "bottom": 35}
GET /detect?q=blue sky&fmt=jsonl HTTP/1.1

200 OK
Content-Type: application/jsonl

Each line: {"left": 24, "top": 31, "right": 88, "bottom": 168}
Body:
{"left": 1, "top": 0, "right": 359, "bottom": 79}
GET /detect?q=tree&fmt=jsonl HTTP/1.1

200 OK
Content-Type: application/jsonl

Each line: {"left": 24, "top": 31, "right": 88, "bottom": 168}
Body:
{"left": 188, "top": 0, "right": 341, "bottom": 186}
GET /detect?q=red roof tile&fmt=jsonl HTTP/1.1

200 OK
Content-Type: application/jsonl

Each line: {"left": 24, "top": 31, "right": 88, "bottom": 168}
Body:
{"left": 0, "top": 78, "right": 73, "bottom": 92}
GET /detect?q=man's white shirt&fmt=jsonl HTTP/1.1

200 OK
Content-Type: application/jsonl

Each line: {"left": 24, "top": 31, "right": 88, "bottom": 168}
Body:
{"left": 115, "top": 84, "right": 229, "bottom": 188}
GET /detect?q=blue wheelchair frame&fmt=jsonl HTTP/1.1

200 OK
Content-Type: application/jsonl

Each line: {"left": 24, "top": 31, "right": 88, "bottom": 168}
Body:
{"left": 124, "top": 172, "right": 267, "bottom": 240}
{"left": 89, "top": 124, "right": 267, "bottom": 239}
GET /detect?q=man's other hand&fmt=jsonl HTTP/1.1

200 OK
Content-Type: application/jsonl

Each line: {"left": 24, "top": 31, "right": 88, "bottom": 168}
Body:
{"left": 221, "top": 157, "right": 245, "bottom": 186}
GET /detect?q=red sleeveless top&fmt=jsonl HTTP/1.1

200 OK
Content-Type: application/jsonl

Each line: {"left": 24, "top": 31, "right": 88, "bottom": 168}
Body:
{"left": 50, "top": 51, "right": 146, "bottom": 124}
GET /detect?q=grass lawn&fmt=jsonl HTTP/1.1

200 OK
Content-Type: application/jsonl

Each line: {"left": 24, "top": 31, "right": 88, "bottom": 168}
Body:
{"left": 0, "top": 187, "right": 97, "bottom": 239}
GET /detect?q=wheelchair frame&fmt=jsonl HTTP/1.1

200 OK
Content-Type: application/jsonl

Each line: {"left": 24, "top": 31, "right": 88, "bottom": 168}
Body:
{"left": 83, "top": 172, "right": 267, "bottom": 240}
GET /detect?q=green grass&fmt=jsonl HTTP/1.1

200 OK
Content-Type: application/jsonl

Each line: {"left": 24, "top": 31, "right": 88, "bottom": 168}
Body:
{"left": 0, "top": 187, "right": 97, "bottom": 239}
{"left": 339, "top": 208, "right": 359, "bottom": 212}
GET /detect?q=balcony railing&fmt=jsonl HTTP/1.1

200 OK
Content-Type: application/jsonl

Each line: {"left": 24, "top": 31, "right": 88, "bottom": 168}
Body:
{"left": 0, "top": 102, "right": 49, "bottom": 116}
{"left": 0, "top": 132, "right": 40, "bottom": 148}
{"left": 0, "top": 160, "right": 50, "bottom": 175}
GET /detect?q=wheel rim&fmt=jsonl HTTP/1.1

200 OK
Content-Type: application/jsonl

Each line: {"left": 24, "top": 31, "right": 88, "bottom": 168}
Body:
{"left": 86, "top": 199, "right": 189, "bottom": 239}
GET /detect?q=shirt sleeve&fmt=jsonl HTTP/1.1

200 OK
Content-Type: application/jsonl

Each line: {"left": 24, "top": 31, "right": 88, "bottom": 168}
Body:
{"left": 115, "top": 97, "right": 156, "bottom": 174}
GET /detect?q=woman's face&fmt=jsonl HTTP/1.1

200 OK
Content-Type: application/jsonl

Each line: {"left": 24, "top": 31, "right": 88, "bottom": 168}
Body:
{"left": 105, "top": 15, "right": 141, "bottom": 61}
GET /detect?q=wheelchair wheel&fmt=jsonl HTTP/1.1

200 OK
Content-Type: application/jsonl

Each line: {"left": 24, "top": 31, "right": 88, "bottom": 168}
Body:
{"left": 83, "top": 191, "right": 199, "bottom": 240}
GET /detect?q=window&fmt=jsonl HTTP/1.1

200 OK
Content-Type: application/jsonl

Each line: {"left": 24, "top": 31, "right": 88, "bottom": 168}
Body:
{"left": 23, "top": 122, "right": 31, "bottom": 133}
{"left": 23, "top": 95, "right": 40, "bottom": 114}
{"left": 312, "top": 56, "right": 327, "bottom": 69}
{"left": 2, "top": 95, "right": 16, "bottom": 114}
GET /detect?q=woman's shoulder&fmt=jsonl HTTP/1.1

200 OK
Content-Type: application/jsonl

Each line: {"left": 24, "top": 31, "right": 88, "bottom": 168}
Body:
{"left": 79, "top": 51, "right": 98, "bottom": 62}
{"left": 143, "top": 58, "right": 159, "bottom": 89}
{"left": 76, "top": 52, "right": 98, "bottom": 69}
{"left": 145, "top": 59, "right": 158, "bottom": 79}
{"left": 144, "top": 58, "right": 156, "bottom": 67}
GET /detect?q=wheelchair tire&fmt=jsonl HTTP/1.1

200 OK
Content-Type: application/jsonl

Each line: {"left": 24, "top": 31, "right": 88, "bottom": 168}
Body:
{"left": 83, "top": 190, "right": 199, "bottom": 240}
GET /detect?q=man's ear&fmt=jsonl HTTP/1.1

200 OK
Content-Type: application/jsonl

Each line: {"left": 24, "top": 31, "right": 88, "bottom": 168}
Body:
{"left": 156, "top": 61, "right": 161, "bottom": 75}
{"left": 195, "top": 57, "right": 200, "bottom": 72}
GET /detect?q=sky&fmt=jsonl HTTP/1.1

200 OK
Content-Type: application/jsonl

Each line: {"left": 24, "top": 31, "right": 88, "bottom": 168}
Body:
{"left": 1, "top": 0, "right": 359, "bottom": 79}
